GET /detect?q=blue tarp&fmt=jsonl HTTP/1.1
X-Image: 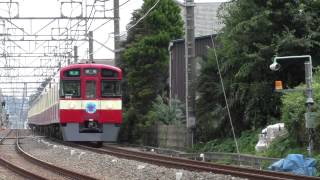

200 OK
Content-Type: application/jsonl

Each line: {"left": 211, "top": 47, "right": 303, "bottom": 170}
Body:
{"left": 269, "top": 154, "right": 317, "bottom": 176}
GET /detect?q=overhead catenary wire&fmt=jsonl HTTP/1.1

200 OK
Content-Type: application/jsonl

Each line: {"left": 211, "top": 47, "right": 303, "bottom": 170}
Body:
{"left": 10, "top": 0, "right": 139, "bottom": 65}
{"left": 86, "top": 0, "right": 97, "bottom": 31}
{"left": 31, "top": 1, "right": 85, "bottom": 61}
{"left": 80, "top": 0, "right": 132, "bottom": 59}
{"left": 90, "top": 0, "right": 161, "bottom": 57}
{"left": 29, "top": 11, "right": 87, "bottom": 68}
{"left": 55, "top": 0, "right": 97, "bottom": 64}
{"left": 105, "top": 0, "right": 131, "bottom": 11}
{"left": 118, "top": 0, "right": 161, "bottom": 38}
{"left": 4, "top": 2, "right": 28, "bottom": 84}
{"left": 210, "top": 34, "right": 241, "bottom": 157}
{"left": 3, "top": 1, "right": 54, "bottom": 95}
{"left": 0, "top": 0, "right": 140, "bottom": 95}
{"left": 80, "top": 0, "right": 132, "bottom": 40}
{"left": 80, "top": 33, "right": 112, "bottom": 60}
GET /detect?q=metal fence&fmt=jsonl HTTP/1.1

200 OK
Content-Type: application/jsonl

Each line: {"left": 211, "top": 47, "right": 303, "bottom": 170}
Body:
{"left": 179, "top": 152, "right": 280, "bottom": 169}
{"left": 142, "top": 146, "right": 279, "bottom": 170}
{"left": 142, "top": 123, "right": 279, "bottom": 169}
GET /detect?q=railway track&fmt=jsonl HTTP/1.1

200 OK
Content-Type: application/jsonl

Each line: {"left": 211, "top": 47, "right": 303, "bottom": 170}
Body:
{"left": 61, "top": 142, "right": 320, "bottom": 180}
{"left": 0, "top": 129, "right": 99, "bottom": 180}
{"left": 0, "top": 129, "right": 47, "bottom": 179}
{"left": 0, "top": 129, "right": 13, "bottom": 143}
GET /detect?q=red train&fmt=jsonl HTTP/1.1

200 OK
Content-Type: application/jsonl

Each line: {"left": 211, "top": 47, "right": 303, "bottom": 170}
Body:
{"left": 27, "top": 63, "right": 122, "bottom": 143}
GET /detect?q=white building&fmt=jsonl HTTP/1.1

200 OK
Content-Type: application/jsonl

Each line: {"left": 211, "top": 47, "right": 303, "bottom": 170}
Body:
{"left": 179, "top": 2, "right": 224, "bottom": 36}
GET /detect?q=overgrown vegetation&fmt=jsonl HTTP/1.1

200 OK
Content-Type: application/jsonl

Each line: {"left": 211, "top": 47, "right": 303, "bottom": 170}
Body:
{"left": 119, "top": 0, "right": 320, "bottom": 165}
{"left": 119, "top": 0, "right": 183, "bottom": 142}
{"left": 199, "top": 70, "right": 320, "bottom": 160}
{"left": 262, "top": 134, "right": 307, "bottom": 158}
{"left": 262, "top": 70, "right": 320, "bottom": 157}
{"left": 196, "top": 0, "right": 320, "bottom": 145}
{"left": 145, "top": 96, "right": 185, "bottom": 127}
{"left": 192, "top": 130, "right": 259, "bottom": 154}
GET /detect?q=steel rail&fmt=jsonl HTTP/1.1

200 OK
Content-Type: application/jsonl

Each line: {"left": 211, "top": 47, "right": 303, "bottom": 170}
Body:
{"left": 0, "top": 129, "right": 13, "bottom": 144}
{"left": 0, "top": 157, "right": 47, "bottom": 180}
{"left": 0, "top": 130, "right": 47, "bottom": 180}
{"left": 65, "top": 142, "right": 320, "bottom": 180}
{"left": 106, "top": 145, "right": 320, "bottom": 180}
{"left": 16, "top": 131, "right": 99, "bottom": 180}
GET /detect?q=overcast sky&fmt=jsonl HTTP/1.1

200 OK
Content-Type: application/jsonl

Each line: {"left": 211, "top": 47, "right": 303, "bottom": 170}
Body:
{"left": 0, "top": 0, "right": 229, "bottom": 95}
{"left": 4, "top": 0, "right": 228, "bottom": 59}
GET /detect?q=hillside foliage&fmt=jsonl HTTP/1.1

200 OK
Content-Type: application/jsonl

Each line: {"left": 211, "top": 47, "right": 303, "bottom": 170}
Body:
{"left": 119, "top": 0, "right": 183, "bottom": 142}
{"left": 196, "top": 0, "right": 320, "bottom": 144}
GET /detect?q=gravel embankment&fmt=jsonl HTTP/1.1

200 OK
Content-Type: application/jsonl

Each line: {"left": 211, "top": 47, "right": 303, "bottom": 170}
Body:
{"left": 21, "top": 136, "right": 247, "bottom": 180}
{"left": 0, "top": 129, "right": 65, "bottom": 180}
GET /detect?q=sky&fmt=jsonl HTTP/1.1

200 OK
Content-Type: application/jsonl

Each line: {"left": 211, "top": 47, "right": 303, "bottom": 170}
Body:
{"left": 1, "top": 0, "right": 229, "bottom": 59}
{"left": 0, "top": 0, "right": 229, "bottom": 97}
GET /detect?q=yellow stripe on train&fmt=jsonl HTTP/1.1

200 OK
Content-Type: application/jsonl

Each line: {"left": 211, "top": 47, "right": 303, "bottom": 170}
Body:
{"left": 59, "top": 100, "right": 122, "bottom": 110}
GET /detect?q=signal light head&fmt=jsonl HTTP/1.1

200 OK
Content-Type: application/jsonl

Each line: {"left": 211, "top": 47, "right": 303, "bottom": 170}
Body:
{"left": 275, "top": 80, "right": 283, "bottom": 90}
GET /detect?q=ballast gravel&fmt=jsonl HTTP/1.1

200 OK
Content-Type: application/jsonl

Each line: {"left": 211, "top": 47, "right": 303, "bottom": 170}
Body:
{"left": 20, "top": 136, "right": 246, "bottom": 180}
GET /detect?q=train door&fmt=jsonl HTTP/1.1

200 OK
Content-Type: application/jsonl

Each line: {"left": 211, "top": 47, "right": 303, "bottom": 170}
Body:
{"left": 83, "top": 79, "right": 100, "bottom": 132}
{"left": 85, "top": 80, "right": 96, "bottom": 99}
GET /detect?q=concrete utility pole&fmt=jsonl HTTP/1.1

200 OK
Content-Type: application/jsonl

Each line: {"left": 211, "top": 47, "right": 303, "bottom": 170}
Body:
{"left": 185, "top": 0, "right": 196, "bottom": 148}
{"left": 88, "top": 31, "right": 93, "bottom": 63}
{"left": 74, "top": 46, "right": 78, "bottom": 63}
{"left": 114, "top": 0, "right": 120, "bottom": 66}
{"left": 19, "top": 83, "right": 27, "bottom": 129}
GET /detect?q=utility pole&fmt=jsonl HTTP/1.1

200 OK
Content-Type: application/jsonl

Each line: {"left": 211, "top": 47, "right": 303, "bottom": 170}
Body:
{"left": 74, "top": 46, "right": 78, "bottom": 63}
{"left": 88, "top": 31, "right": 93, "bottom": 63}
{"left": 19, "top": 83, "right": 27, "bottom": 129}
{"left": 114, "top": 0, "right": 120, "bottom": 66}
{"left": 270, "top": 55, "right": 314, "bottom": 156}
{"left": 305, "top": 60, "right": 314, "bottom": 156}
{"left": 185, "top": 0, "right": 196, "bottom": 148}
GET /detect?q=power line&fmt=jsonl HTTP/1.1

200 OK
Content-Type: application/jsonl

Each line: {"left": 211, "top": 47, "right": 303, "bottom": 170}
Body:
{"left": 119, "top": 0, "right": 161, "bottom": 37}
{"left": 105, "top": 0, "right": 131, "bottom": 11}
{"left": 0, "top": 0, "right": 138, "bottom": 94}
{"left": 91, "top": 0, "right": 161, "bottom": 57}
{"left": 210, "top": 34, "right": 240, "bottom": 157}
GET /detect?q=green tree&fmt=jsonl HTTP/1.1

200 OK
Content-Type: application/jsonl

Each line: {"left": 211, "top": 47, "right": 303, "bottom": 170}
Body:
{"left": 120, "top": 0, "right": 183, "bottom": 142}
{"left": 281, "top": 70, "right": 320, "bottom": 150}
{"left": 146, "top": 96, "right": 185, "bottom": 126}
{"left": 196, "top": 0, "right": 320, "bottom": 143}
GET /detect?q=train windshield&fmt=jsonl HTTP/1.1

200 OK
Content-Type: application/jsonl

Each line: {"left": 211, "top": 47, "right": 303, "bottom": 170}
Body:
{"left": 101, "top": 80, "right": 121, "bottom": 97}
{"left": 86, "top": 80, "right": 96, "bottom": 99}
{"left": 60, "top": 80, "right": 81, "bottom": 98}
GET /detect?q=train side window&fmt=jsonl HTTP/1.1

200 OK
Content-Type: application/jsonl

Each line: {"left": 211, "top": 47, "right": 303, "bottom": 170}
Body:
{"left": 60, "top": 80, "right": 81, "bottom": 98}
{"left": 86, "top": 80, "right": 96, "bottom": 99}
{"left": 101, "top": 69, "right": 118, "bottom": 78}
{"left": 101, "top": 80, "right": 121, "bottom": 97}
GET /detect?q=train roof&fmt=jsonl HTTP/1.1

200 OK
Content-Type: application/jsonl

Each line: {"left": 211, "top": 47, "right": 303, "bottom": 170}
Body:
{"left": 60, "top": 63, "right": 122, "bottom": 73}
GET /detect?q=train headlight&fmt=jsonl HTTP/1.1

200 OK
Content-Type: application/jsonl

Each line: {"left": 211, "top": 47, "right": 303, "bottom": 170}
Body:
{"left": 107, "top": 103, "right": 113, "bottom": 109}
{"left": 69, "top": 103, "right": 75, "bottom": 109}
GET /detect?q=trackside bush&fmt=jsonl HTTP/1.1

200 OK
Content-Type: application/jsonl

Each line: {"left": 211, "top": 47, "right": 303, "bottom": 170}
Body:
{"left": 280, "top": 70, "right": 320, "bottom": 152}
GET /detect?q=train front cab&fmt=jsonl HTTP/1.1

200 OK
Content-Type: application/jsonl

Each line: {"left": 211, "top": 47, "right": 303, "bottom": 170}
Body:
{"left": 59, "top": 64, "right": 122, "bottom": 142}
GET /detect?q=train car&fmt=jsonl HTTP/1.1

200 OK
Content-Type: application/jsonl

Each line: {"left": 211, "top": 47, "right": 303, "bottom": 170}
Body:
{"left": 27, "top": 63, "right": 122, "bottom": 142}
